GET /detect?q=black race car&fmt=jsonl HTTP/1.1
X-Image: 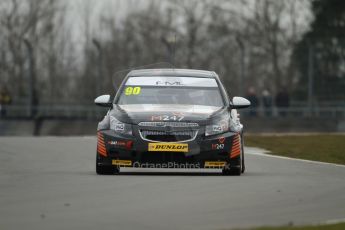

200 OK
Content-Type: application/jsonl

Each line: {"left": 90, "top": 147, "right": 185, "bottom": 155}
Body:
{"left": 95, "top": 69, "right": 250, "bottom": 175}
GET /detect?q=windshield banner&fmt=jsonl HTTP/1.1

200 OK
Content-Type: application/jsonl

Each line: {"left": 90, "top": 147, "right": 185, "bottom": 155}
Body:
{"left": 125, "top": 77, "right": 218, "bottom": 87}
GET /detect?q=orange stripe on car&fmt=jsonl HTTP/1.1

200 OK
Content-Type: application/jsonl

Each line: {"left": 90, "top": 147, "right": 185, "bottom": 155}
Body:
{"left": 232, "top": 143, "right": 240, "bottom": 148}
{"left": 98, "top": 146, "right": 106, "bottom": 152}
{"left": 97, "top": 148, "right": 107, "bottom": 157}
{"left": 231, "top": 151, "right": 241, "bottom": 158}
{"left": 230, "top": 134, "right": 241, "bottom": 158}
{"left": 97, "top": 132, "right": 107, "bottom": 157}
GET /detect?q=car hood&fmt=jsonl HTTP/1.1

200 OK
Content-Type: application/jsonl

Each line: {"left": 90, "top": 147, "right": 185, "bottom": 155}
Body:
{"left": 111, "top": 104, "right": 226, "bottom": 125}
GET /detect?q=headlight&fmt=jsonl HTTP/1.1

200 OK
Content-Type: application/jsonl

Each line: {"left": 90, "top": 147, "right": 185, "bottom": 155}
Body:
{"left": 205, "top": 116, "right": 230, "bottom": 136}
{"left": 110, "top": 116, "right": 132, "bottom": 135}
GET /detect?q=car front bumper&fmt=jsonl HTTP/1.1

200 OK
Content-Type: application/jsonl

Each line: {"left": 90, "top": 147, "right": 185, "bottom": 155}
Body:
{"left": 97, "top": 128, "right": 242, "bottom": 168}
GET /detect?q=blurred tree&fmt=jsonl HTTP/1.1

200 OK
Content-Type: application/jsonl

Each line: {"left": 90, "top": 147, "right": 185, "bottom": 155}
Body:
{"left": 293, "top": 0, "right": 345, "bottom": 102}
{"left": 0, "top": 0, "right": 312, "bottom": 106}
{"left": 243, "top": 0, "right": 310, "bottom": 95}
{"left": 205, "top": 0, "right": 310, "bottom": 96}
{"left": 0, "top": 0, "right": 74, "bottom": 104}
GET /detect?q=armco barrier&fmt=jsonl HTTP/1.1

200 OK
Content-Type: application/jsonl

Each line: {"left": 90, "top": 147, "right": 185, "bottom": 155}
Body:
{"left": 0, "top": 105, "right": 345, "bottom": 120}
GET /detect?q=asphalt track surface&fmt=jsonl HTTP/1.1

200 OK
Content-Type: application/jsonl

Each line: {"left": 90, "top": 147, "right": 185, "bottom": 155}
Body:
{"left": 1, "top": 137, "right": 345, "bottom": 230}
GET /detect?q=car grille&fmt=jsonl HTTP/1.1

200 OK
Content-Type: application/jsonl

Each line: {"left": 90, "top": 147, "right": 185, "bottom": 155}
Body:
{"left": 138, "top": 122, "right": 199, "bottom": 128}
{"left": 139, "top": 130, "right": 198, "bottom": 142}
{"left": 138, "top": 122, "right": 199, "bottom": 142}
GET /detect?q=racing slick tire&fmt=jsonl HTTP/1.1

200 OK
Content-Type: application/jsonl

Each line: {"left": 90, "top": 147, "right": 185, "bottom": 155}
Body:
{"left": 241, "top": 134, "right": 245, "bottom": 173}
{"left": 222, "top": 163, "right": 241, "bottom": 176}
{"left": 96, "top": 154, "right": 120, "bottom": 175}
{"left": 222, "top": 139, "right": 243, "bottom": 176}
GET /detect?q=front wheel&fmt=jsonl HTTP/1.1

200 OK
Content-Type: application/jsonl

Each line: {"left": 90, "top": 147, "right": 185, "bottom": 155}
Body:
{"left": 241, "top": 134, "right": 245, "bottom": 173}
{"left": 96, "top": 154, "right": 120, "bottom": 175}
{"left": 222, "top": 153, "right": 242, "bottom": 176}
{"left": 222, "top": 166, "right": 241, "bottom": 176}
{"left": 223, "top": 134, "right": 244, "bottom": 176}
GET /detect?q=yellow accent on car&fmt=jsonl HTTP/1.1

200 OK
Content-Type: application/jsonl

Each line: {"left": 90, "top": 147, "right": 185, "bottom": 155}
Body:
{"left": 148, "top": 143, "right": 188, "bottom": 152}
{"left": 125, "top": 86, "right": 141, "bottom": 95}
{"left": 204, "top": 161, "right": 226, "bottom": 168}
{"left": 112, "top": 160, "right": 132, "bottom": 166}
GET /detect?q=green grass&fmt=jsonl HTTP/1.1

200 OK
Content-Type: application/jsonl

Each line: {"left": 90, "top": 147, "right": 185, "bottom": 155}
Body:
{"left": 245, "top": 134, "right": 345, "bottom": 165}
{"left": 250, "top": 222, "right": 345, "bottom": 230}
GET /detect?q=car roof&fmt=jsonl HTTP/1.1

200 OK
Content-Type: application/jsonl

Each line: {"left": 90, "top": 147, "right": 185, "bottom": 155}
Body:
{"left": 127, "top": 69, "right": 218, "bottom": 78}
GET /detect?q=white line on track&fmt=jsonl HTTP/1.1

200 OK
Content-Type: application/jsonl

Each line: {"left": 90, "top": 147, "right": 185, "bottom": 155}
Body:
{"left": 322, "top": 217, "right": 345, "bottom": 225}
{"left": 245, "top": 147, "right": 345, "bottom": 168}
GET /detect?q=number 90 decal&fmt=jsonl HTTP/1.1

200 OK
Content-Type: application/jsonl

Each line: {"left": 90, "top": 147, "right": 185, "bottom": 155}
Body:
{"left": 125, "top": 87, "right": 141, "bottom": 95}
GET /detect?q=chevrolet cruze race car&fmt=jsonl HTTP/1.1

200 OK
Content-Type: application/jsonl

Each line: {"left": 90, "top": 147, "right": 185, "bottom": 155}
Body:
{"left": 94, "top": 69, "right": 250, "bottom": 175}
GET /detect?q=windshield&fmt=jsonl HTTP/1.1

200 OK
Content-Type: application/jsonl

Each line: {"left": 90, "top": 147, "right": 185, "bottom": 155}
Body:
{"left": 117, "top": 76, "right": 224, "bottom": 107}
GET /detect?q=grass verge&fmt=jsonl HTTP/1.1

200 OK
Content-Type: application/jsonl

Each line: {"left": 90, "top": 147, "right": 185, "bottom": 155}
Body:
{"left": 245, "top": 134, "right": 345, "bottom": 165}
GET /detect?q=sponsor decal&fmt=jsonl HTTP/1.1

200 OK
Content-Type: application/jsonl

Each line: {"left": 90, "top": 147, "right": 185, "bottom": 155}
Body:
{"left": 218, "top": 137, "right": 225, "bottom": 144}
{"left": 150, "top": 114, "right": 184, "bottom": 121}
{"left": 108, "top": 140, "right": 126, "bottom": 146}
{"left": 151, "top": 115, "right": 162, "bottom": 121}
{"left": 108, "top": 140, "right": 133, "bottom": 150}
{"left": 172, "top": 112, "right": 185, "bottom": 117}
{"left": 211, "top": 143, "right": 225, "bottom": 150}
{"left": 204, "top": 161, "right": 226, "bottom": 168}
{"left": 126, "top": 77, "right": 218, "bottom": 87}
{"left": 112, "top": 160, "right": 132, "bottom": 166}
{"left": 211, "top": 137, "right": 226, "bottom": 150}
{"left": 114, "top": 123, "right": 124, "bottom": 131}
{"left": 155, "top": 81, "right": 183, "bottom": 86}
{"left": 124, "top": 86, "right": 141, "bottom": 95}
{"left": 212, "top": 125, "right": 223, "bottom": 132}
{"left": 148, "top": 143, "right": 188, "bottom": 152}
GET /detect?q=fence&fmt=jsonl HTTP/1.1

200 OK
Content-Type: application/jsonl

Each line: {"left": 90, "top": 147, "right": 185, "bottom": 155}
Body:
{"left": 1, "top": 104, "right": 344, "bottom": 120}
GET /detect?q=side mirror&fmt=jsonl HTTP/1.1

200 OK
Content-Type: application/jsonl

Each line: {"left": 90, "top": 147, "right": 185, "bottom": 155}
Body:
{"left": 231, "top": 96, "right": 251, "bottom": 109}
{"left": 94, "top": 95, "right": 112, "bottom": 107}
